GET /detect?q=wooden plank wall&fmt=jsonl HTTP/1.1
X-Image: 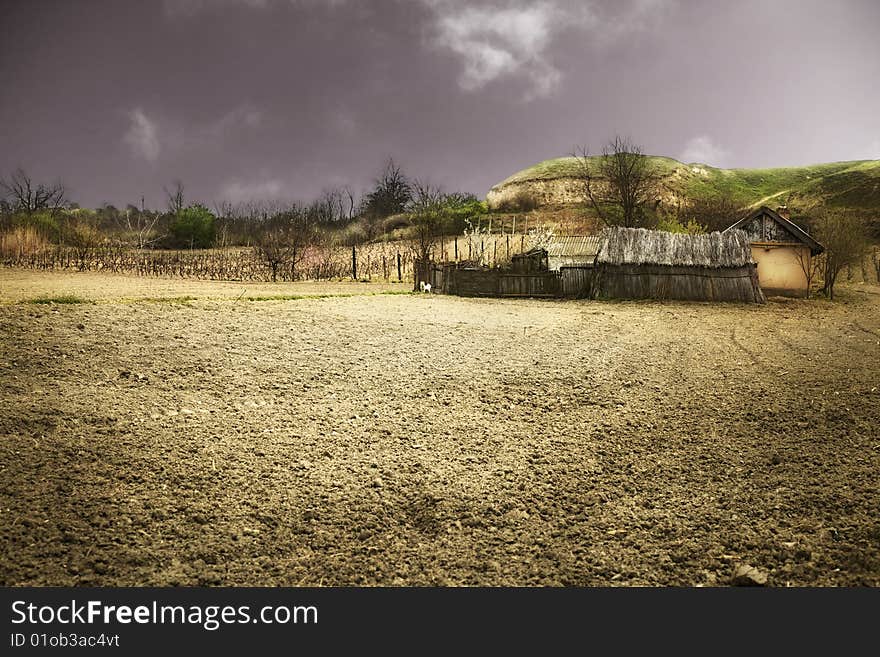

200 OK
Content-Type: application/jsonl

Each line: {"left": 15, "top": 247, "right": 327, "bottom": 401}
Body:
{"left": 591, "top": 264, "right": 765, "bottom": 302}
{"left": 443, "top": 267, "right": 561, "bottom": 297}
{"left": 560, "top": 266, "right": 593, "bottom": 298}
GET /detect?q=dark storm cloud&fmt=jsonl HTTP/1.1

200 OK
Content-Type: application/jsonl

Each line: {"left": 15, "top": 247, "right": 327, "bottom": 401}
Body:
{"left": 0, "top": 0, "right": 878, "bottom": 208}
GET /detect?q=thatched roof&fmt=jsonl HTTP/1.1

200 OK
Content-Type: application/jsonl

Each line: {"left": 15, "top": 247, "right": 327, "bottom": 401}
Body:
{"left": 546, "top": 235, "right": 602, "bottom": 258}
{"left": 596, "top": 227, "right": 755, "bottom": 268}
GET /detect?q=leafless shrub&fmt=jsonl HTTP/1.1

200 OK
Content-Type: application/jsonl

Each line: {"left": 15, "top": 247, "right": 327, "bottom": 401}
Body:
{"left": 463, "top": 218, "right": 490, "bottom": 266}
{"left": 165, "top": 180, "right": 186, "bottom": 214}
{"left": 64, "top": 214, "right": 104, "bottom": 271}
{"left": 117, "top": 207, "right": 162, "bottom": 250}
{"left": 527, "top": 223, "right": 555, "bottom": 251}
{"left": 253, "top": 204, "right": 317, "bottom": 282}
{"left": 810, "top": 208, "right": 870, "bottom": 300}
{"left": 794, "top": 247, "right": 822, "bottom": 298}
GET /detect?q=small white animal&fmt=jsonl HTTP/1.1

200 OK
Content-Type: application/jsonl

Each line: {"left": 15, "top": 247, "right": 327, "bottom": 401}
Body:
{"left": 419, "top": 281, "right": 432, "bottom": 293}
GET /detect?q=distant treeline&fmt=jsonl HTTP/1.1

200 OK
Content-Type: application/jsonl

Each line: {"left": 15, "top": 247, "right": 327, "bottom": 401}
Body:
{"left": 0, "top": 160, "right": 488, "bottom": 253}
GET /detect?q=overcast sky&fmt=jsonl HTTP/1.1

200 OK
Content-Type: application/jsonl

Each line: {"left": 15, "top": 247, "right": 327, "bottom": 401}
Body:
{"left": 1, "top": 0, "right": 878, "bottom": 209}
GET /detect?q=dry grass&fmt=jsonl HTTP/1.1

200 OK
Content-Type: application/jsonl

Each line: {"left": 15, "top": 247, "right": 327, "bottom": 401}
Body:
{"left": 0, "top": 226, "right": 49, "bottom": 258}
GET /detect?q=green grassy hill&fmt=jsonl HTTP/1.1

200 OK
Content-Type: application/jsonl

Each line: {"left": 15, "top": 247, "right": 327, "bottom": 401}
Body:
{"left": 488, "top": 156, "right": 880, "bottom": 213}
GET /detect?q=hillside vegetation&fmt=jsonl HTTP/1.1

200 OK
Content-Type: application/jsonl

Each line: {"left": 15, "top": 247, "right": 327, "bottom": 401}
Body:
{"left": 488, "top": 156, "right": 880, "bottom": 216}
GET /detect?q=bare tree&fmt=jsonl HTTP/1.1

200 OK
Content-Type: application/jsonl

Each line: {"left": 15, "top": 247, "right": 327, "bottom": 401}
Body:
{"left": 308, "top": 188, "right": 347, "bottom": 226}
{"left": 364, "top": 159, "right": 412, "bottom": 217}
{"left": 117, "top": 205, "right": 161, "bottom": 250}
{"left": 342, "top": 185, "right": 356, "bottom": 222}
{"left": 811, "top": 209, "right": 870, "bottom": 300}
{"left": 0, "top": 168, "right": 66, "bottom": 214}
{"left": 212, "top": 200, "right": 234, "bottom": 248}
{"left": 574, "top": 137, "right": 660, "bottom": 228}
{"left": 408, "top": 180, "right": 444, "bottom": 283}
{"left": 793, "top": 247, "right": 822, "bottom": 298}
{"left": 165, "top": 180, "right": 185, "bottom": 214}
{"left": 253, "top": 204, "right": 316, "bottom": 282}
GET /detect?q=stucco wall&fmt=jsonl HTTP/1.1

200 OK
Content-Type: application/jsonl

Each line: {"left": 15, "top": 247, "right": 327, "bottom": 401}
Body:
{"left": 751, "top": 244, "right": 811, "bottom": 296}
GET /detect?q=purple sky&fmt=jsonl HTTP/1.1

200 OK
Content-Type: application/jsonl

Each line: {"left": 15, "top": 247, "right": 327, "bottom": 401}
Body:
{"left": 1, "top": 0, "right": 878, "bottom": 209}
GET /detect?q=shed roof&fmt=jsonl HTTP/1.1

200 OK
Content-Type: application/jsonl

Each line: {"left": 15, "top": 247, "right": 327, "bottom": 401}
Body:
{"left": 513, "top": 247, "right": 548, "bottom": 258}
{"left": 595, "top": 227, "right": 755, "bottom": 268}
{"left": 726, "top": 206, "right": 825, "bottom": 255}
{"left": 546, "top": 235, "right": 602, "bottom": 258}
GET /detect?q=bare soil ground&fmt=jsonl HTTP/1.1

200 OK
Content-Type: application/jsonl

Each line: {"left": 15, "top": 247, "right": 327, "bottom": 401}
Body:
{"left": 1, "top": 270, "right": 878, "bottom": 586}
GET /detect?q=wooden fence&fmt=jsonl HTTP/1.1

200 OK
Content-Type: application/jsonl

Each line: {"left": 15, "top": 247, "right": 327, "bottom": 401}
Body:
{"left": 559, "top": 265, "right": 594, "bottom": 298}
{"left": 416, "top": 261, "right": 565, "bottom": 298}
{"left": 446, "top": 267, "right": 561, "bottom": 297}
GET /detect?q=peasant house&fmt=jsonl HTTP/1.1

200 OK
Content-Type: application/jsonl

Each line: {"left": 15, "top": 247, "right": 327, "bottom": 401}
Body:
{"left": 725, "top": 206, "right": 825, "bottom": 297}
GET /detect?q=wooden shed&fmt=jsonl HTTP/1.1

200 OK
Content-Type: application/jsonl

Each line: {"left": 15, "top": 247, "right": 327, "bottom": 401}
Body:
{"left": 725, "top": 206, "right": 824, "bottom": 297}
{"left": 590, "top": 227, "right": 765, "bottom": 303}
{"left": 546, "top": 235, "right": 602, "bottom": 271}
{"left": 510, "top": 248, "right": 549, "bottom": 273}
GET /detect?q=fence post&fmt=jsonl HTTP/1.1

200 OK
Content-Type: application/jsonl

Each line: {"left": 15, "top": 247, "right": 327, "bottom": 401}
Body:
{"left": 352, "top": 244, "right": 357, "bottom": 280}
{"left": 454, "top": 237, "right": 458, "bottom": 262}
{"left": 396, "top": 251, "right": 402, "bottom": 282}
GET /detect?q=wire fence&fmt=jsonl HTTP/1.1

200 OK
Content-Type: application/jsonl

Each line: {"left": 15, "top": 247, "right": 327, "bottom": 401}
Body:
{"left": 0, "top": 234, "right": 546, "bottom": 282}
